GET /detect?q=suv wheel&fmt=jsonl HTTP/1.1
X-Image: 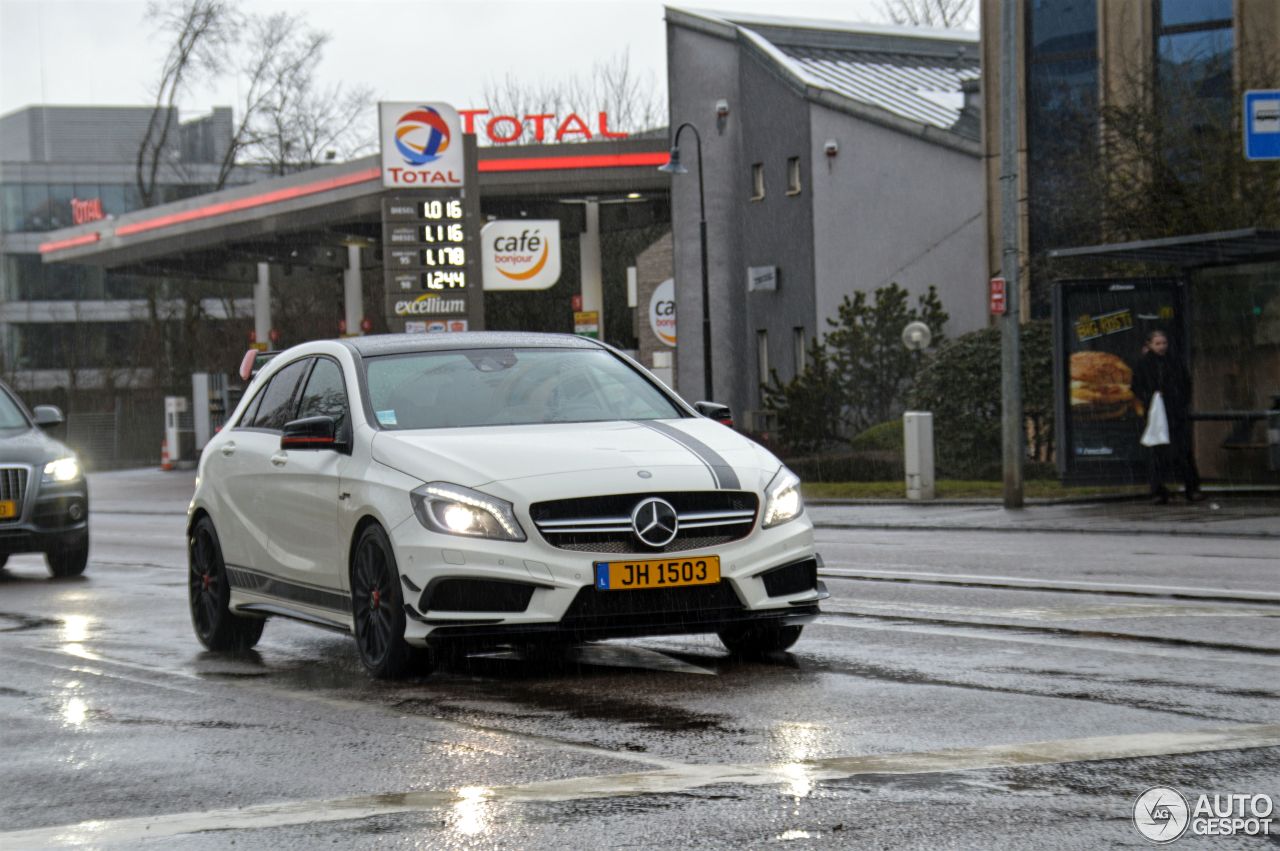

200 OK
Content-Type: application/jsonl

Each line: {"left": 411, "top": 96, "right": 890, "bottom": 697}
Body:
{"left": 189, "top": 516, "right": 264, "bottom": 651}
{"left": 46, "top": 535, "right": 89, "bottom": 578}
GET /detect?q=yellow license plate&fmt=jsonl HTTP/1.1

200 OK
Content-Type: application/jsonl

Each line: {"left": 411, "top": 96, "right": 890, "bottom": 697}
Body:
{"left": 0, "top": 500, "right": 16, "bottom": 519}
{"left": 594, "top": 556, "right": 721, "bottom": 591}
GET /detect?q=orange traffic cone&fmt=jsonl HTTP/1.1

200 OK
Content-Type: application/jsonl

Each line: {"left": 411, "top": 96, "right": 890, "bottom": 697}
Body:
{"left": 160, "top": 438, "right": 173, "bottom": 472}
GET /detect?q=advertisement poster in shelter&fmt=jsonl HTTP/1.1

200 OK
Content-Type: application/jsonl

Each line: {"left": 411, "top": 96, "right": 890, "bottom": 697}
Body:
{"left": 1053, "top": 279, "right": 1188, "bottom": 483}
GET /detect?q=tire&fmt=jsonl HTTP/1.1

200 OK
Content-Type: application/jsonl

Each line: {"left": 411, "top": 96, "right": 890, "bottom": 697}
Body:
{"left": 188, "top": 516, "right": 264, "bottom": 651}
{"left": 718, "top": 623, "right": 803, "bottom": 657}
{"left": 0, "top": 554, "right": 8, "bottom": 570}
{"left": 46, "top": 535, "right": 89, "bottom": 578}
{"left": 350, "top": 523, "right": 424, "bottom": 679}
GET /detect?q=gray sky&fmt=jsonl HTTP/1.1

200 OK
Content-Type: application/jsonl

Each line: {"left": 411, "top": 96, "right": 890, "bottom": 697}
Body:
{"left": 0, "top": 0, "right": 910, "bottom": 121}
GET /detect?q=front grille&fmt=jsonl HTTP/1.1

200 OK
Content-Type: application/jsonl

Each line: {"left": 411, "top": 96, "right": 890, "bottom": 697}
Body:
{"left": 531, "top": 491, "right": 758, "bottom": 554}
{"left": 559, "top": 581, "right": 745, "bottom": 632}
{"left": 0, "top": 467, "right": 28, "bottom": 523}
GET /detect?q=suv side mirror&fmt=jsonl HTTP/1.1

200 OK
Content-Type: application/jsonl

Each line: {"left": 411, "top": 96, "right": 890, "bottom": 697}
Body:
{"left": 33, "top": 405, "right": 64, "bottom": 430}
{"left": 281, "top": 416, "right": 348, "bottom": 453}
{"left": 693, "top": 401, "right": 733, "bottom": 428}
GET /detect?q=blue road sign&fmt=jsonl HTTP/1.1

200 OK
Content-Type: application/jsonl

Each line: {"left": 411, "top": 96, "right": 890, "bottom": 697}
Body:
{"left": 1244, "top": 90, "right": 1280, "bottom": 161}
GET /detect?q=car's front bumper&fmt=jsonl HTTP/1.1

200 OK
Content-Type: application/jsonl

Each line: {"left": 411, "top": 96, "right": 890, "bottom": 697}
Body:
{"left": 0, "top": 476, "right": 88, "bottom": 557}
{"left": 386, "top": 510, "right": 824, "bottom": 647}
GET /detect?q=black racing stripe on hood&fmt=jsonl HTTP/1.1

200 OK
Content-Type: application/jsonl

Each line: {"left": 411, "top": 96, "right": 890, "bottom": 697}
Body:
{"left": 634, "top": 420, "right": 741, "bottom": 490}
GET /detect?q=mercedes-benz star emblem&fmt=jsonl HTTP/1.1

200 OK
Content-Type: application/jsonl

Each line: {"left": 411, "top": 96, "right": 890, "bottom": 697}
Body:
{"left": 631, "top": 497, "right": 679, "bottom": 548}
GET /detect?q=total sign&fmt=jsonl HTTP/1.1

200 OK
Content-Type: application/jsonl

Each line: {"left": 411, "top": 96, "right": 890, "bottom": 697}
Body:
{"left": 379, "top": 102, "right": 465, "bottom": 188}
{"left": 649, "top": 278, "right": 676, "bottom": 347}
{"left": 480, "top": 220, "right": 561, "bottom": 291}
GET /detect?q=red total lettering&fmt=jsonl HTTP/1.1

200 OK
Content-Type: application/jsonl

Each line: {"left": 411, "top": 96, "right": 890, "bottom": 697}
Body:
{"left": 486, "top": 115, "right": 524, "bottom": 144}
{"left": 555, "top": 113, "right": 592, "bottom": 142}
{"left": 527, "top": 114, "right": 555, "bottom": 142}
{"left": 459, "top": 109, "right": 489, "bottom": 135}
{"left": 597, "top": 112, "right": 627, "bottom": 139}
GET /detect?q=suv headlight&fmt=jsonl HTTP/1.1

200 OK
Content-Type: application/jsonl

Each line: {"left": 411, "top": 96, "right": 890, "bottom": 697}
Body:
{"left": 43, "top": 456, "right": 81, "bottom": 484}
{"left": 762, "top": 466, "right": 803, "bottom": 528}
{"left": 410, "top": 482, "right": 526, "bottom": 542}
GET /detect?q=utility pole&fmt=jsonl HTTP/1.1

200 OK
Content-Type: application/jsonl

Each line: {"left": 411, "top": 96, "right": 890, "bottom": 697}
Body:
{"left": 999, "top": 0, "right": 1024, "bottom": 508}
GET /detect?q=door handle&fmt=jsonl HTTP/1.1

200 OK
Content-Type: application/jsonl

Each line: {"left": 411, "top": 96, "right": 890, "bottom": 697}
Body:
{"left": 221, "top": 443, "right": 236, "bottom": 457}
{"left": 270, "top": 453, "right": 288, "bottom": 467}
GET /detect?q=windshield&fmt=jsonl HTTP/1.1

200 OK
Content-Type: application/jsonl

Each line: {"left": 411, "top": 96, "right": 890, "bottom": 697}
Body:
{"left": 0, "top": 389, "right": 30, "bottom": 429}
{"left": 365, "top": 348, "right": 682, "bottom": 430}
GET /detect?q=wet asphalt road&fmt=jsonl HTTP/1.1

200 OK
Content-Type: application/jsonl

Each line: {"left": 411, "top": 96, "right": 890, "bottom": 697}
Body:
{"left": 2, "top": 508, "right": 1279, "bottom": 848}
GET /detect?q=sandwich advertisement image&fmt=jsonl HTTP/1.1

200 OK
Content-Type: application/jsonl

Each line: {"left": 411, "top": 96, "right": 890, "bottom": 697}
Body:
{"left": 1054, "top": 279, "right": 1187, "bottom": 482}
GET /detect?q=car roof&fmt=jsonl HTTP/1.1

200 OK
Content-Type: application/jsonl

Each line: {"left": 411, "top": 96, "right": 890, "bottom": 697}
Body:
{"left": 340, "top": 331, "right": 605, "bottom": 358}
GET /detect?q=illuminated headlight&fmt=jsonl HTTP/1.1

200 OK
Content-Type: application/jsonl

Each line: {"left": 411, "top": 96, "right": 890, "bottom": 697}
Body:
{"left": 410, "top": 482, "right": 526, "bottom": 542}
{"left": 762, "top": 466, "right": 803, "bottom": 528}
{"left": 42, "top": 457, "right": 81, "bottom": 483}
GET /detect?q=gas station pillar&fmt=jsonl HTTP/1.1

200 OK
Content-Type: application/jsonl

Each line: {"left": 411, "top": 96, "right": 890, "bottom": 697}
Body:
{"left": 254, "top": 262, "right": 272, "bottom": 348}
{"left": 580, "top": 200, "right": 603, "bottom": 339}
{"left": 343, "top": 244, "right": 364, "bottom": 336}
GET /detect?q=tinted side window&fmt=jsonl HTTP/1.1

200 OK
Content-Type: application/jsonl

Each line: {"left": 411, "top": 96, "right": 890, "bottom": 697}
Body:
{"left": 296, "top": 358, "right": 349, "bottom": 433}
{"left": 235, "top": 388, "right": 264, "bottom": 429}
{"left": 251, "top": 359, "right": 312, "bottom": 431}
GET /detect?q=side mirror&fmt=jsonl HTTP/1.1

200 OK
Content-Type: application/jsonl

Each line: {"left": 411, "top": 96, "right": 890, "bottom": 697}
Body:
{"left": 693, "top": 401, "right": 733, "bottom": 428}
{"left": 33, "top": 405, "right": 64, "bottom": 430}
{"left": 280, "top": 416, "right": 346, "bottom": 452}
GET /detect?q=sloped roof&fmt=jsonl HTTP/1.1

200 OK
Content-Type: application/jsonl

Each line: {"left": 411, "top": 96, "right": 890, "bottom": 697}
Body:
{"left": 780, "top": 45, "right": 978, "bottom": 131}
{"left": 669, "top": 7, "right": 980, "bottom": 145}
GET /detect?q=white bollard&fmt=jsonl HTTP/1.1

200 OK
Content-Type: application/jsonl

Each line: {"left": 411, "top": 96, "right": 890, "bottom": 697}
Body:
{"left": 903, "top": 411, "right": 935, "bottom": 500}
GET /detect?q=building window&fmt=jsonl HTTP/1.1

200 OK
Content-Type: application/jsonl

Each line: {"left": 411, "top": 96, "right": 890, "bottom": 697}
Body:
{"left": 1155, "top": 0, "right": 1233, "bottom": 170}
{"left": 750, "top": 163, "right": 765, "bottom": 200}
{"left": 756, "top": 329, "right": 769, "bottom": 392}
{"left": 786, "top": 157, "right": 801, "bottom": 195}
{"left": 793, "top": 326, "right": 806, "bottom": 376}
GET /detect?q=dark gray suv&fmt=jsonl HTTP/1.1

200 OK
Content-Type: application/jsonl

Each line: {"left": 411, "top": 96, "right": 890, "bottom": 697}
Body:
{"left": 0, "top": 381, "right": 89, "bottom": 577}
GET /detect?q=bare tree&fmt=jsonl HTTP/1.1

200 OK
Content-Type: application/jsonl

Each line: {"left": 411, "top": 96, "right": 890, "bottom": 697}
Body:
{"left": 136, "top": 0, "right": 242, "bottom": 206}
{"left": 878, "top": 0, "right": 976, "bottom": 28}
{"left": 223, "top": 13, "right": 375, "bottom": 177}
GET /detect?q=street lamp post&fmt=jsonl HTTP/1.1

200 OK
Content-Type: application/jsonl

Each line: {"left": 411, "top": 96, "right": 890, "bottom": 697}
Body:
{"left": 659, "top": 122, "right": 713, "bottom": 401}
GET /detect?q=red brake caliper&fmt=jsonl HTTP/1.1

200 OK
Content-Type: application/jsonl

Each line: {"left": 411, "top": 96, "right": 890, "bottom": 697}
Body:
{"left": 202, "top": 573, "right": 213, "bottom": 591}
{"left": 371, "top": 589, "right": 381, "bottom": 610}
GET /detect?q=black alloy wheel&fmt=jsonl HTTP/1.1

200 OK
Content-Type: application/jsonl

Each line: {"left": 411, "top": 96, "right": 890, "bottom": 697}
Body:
{"left": 717, "top": 623, "right": 803, "bottom": 658}
{"left": 350, "top": 524, "right": 422, "bottom": 679}
{"left": 188, "top": 516, "right": 264, "bottom": 651}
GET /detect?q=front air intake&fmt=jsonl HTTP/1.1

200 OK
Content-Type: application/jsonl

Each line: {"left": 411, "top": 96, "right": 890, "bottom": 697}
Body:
{"left": 420, "top": 578, "right": 536, "bottom": 613}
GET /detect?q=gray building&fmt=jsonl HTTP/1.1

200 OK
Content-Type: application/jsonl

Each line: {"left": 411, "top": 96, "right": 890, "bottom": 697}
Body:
{"left": 1, "top": 106, "right": 248, "bottom": 391}
{"left": 665, "top": 8, "right": 986, "bottom": 430}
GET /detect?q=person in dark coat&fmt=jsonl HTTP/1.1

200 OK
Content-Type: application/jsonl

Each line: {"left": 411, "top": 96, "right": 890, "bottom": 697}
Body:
{"left": 1131, "top": 329, "right": 1203, "bottom": 504}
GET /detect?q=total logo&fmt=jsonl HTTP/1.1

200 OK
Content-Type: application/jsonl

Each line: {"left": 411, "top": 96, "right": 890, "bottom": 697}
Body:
{"left": 394, "top": 107, "right": 450, "bottom": 165}
{"left": 394, "top": 293, "right": 467, "bottom": 316}
{"left": 380, "top": 102, "right": 464, "bottom": 188}
{"left": 481, "top": 220, "right": 561, "bottom": 291}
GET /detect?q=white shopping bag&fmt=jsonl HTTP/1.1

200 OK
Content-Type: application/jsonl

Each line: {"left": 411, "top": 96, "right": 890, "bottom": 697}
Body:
{"left": 1140, "top": 391, "right": 1170, "bottom": 447}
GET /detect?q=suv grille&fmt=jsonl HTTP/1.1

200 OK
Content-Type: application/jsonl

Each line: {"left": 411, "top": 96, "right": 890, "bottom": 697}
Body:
{"left": 530, "top": 491, "right": 758, "bottom": 554}
{"left": 0, "top": 467, "right": 28, "bottom": 523}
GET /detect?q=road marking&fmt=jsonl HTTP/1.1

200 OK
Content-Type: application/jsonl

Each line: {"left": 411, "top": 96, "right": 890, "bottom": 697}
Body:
{"left": 6, "top": 723, "right": 1279, "bottom": 847}
{"left": 819, "top": 568, "right": 1280, "bottom": 605}
{"left": 823, "top": 598, "right": 1280, "bottom": 623}
{"left": 816, "top": 615, "right": 1280, "bottom": 668}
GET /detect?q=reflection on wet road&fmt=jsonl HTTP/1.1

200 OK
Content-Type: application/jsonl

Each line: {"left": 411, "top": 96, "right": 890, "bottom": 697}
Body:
{"left": 0, "top": 515, "right": 1277, "bottom": 847}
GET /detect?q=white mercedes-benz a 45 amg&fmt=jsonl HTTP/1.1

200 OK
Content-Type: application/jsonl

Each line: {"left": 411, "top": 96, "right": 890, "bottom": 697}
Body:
{"left": 188, "top": 332, "right": 826, "bottom": 678}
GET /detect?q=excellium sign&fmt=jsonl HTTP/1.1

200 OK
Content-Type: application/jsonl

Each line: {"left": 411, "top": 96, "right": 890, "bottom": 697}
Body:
{"left": 379, "top": 102, "right": 465, "bottom": 188}
{"left": 480, "top": 220, "right": 561, "bottom": 291}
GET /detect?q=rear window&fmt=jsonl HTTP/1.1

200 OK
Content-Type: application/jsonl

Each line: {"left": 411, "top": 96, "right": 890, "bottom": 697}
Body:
{"left": 365, "top": 347, "right": 681, "bottom": 430}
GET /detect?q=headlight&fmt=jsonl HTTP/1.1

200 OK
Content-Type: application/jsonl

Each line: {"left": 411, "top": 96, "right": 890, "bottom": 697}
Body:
{"left": 43, "top": 457, "right": 81, "bottom": 483}
{"left": 762, "top": 466, "right": 803, "bottom": 528}
{"left": 410, "top": 482, "right": 526, "bottom": 542}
